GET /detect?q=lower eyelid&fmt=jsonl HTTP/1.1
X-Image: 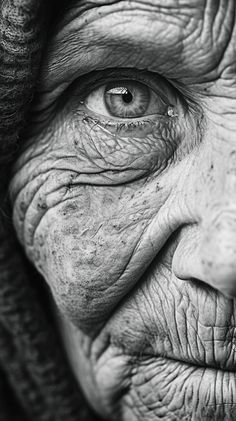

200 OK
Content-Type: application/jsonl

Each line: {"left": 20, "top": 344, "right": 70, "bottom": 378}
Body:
{"left": 71, "top": 113, "right": 181, "bottom": 178}
{"left": 75, "top": 106, "right": 178, "bottom": 137}
{"left": 74, "top": 111, "right": 180, "bottom": 153}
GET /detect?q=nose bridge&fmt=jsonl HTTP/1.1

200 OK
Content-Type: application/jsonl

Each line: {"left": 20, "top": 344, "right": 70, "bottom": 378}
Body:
{"left": 220, "top": 150, "right": 236, "bottom": 206}
{"left": 206, "top": 149, "right": 236, "bottom": 221}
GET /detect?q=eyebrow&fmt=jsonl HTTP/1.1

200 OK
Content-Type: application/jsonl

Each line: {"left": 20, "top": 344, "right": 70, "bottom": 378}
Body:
{"left": 39, "top": 0, "right": 231, "bottom": 99}
{"left": 41, "top": 1, "right": 187, "bottom": 92}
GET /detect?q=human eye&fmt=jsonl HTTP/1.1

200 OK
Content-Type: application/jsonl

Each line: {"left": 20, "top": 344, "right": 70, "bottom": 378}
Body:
{"left": 72, "top": 68, "right": 180, "bottom": 132}
{"left": 29, "top": 68, "right": 187, "bottom": 183}
{"left": 81, "top": 79, "right": 176, "bottom": 120}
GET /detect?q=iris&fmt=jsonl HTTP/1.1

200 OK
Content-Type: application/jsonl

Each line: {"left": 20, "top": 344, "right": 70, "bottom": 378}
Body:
{"left": 104, "top": 81, "right": 150, "bottom": 118}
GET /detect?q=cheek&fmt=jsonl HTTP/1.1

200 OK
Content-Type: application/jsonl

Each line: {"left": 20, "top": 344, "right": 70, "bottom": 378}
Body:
{"left": 41, "top": 201, "right": 142, "bottom": 326}
{"left": 10, "top": 111, "right": 191, "bottom": 334}
{"left": 15, "top": 181, "right": 168, "bottom": 331}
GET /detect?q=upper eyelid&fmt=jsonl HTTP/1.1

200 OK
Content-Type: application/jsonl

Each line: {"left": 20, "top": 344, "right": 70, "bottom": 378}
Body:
{"left": 33, "top": 68, "right": 183, "bottom": 124}
{"left": 83, "top": 83, "right": 177, "bottom": 121}
{"left": 67, "top": 68, "right": 177, "bottom": 104}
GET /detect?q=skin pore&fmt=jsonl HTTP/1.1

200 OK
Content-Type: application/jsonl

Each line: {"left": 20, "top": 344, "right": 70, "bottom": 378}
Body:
{"left": 9, "top": 0, "right": 236, "bottom": 420}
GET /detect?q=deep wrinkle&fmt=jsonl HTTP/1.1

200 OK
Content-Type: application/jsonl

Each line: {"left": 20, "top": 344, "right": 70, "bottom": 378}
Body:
{"left": 40, "top": 12, "right": 183, "bottom": 95}
{"left": 37, "top": 0, "right": 235, "bottom": 119}
{"left": 8, "top": 1, "right": 236, "bottom": 419}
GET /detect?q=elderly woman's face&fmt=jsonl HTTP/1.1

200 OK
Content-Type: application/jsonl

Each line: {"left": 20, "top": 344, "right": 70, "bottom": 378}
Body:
{"left": 9, "top": 0, "right": 236, "bottom": 419}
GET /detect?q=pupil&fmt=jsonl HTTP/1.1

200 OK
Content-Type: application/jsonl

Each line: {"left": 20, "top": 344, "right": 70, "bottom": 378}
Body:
{"left": 122, "top": 90, "right": 133, "bottom": 104}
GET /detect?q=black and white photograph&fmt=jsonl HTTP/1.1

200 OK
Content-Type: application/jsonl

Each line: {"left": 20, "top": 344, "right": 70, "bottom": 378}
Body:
{"left": 0, "top": 1, "right": 236, "bottom": 420}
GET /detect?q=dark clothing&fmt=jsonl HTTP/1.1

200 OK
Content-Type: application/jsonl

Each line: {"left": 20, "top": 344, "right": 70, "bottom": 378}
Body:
{"left": 0, "top": 1, "right": 101, "bottom": 419}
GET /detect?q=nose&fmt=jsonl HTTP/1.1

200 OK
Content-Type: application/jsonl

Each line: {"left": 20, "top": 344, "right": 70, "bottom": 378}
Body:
{"left": 173, "top": 151, "right": 236, "bottom": 298}
{"left": 200, "top": 210, "right": 236, "bottom": 297}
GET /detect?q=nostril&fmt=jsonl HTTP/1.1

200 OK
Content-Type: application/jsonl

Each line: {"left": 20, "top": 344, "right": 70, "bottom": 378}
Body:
{"left": 201, "top": 255, "right": 236, "bottom": 298}
{"left": 187, "top": 277, "right": 217, "bottom": 293}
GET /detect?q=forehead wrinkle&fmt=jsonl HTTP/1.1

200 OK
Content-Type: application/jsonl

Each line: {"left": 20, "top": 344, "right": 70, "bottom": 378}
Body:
{"left": 51, "top": 0, "right": 226, "bottom": 53}
{"left": 45, "top": 0, "right": 206, "bottom": 77}
{"left": 42, "top": 4, "right": 186, "bottom": 92}
{"left": 57, "top": 0, "right": 207, "bottom": 29}
{"left": 40, "top": 0, "right": 235, "bottom": 99}
{"left": 63, "top": 0, "right": 207, "bottom": 11}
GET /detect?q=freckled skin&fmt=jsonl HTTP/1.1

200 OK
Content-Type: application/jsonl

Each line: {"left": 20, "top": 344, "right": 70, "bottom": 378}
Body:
{"left": 9, "top": 0, "right": 236, "bottom": 420}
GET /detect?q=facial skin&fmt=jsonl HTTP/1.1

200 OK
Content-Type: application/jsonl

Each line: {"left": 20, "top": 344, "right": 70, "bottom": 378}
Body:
{"left": 9, "top": 0, "right": 236, "bottom": 419}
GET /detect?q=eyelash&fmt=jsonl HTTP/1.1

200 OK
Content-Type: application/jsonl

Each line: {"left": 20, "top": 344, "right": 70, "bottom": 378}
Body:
{"left": 26, "top": 71, "right": 181, "bottom": 144}
{"left": 67, "top": 68, "right": 180, "bottom": 134}
{"left": 79, "top": 111, "right": 176, "bottom": 137}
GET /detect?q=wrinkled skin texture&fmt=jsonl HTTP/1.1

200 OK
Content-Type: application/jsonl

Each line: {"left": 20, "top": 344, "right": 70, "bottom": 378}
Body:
{"left": 9, "top": 0, "right": 236, "bottom": 420}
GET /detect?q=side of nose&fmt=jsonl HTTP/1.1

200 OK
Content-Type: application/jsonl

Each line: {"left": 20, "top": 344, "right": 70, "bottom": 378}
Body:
{"left": 200, "top": 210, "right": 236, "bottom": 297}
{"left": 201, "top": 151, "right": 236, "bottom": 296}
{"left": 173, "top": 151, "right": 236, "bottom": 298}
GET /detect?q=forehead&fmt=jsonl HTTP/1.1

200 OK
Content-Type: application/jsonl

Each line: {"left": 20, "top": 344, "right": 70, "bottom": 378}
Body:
{"left": 59, "top": 0, "right": 223, "bottom": 25}
{"left": 42, "top": 0, "right": 235, "bottom": 96}
{"left": 63, "top": 0, "right": 205, "bottom": 13}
